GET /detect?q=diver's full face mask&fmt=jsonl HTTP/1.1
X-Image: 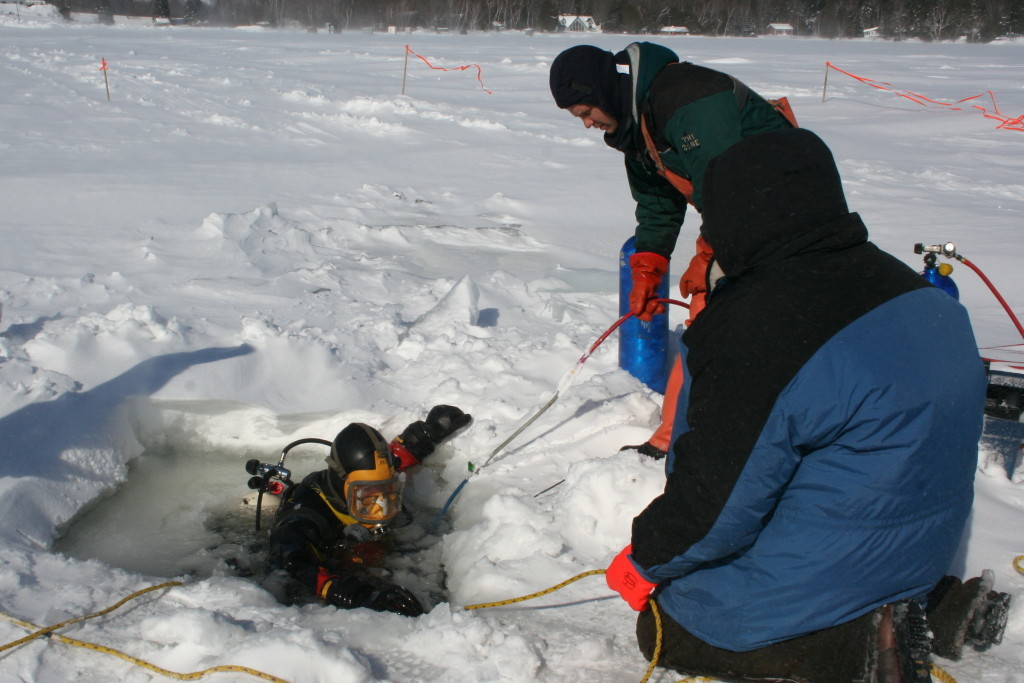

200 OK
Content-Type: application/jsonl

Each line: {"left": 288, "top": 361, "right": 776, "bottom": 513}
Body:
{"left": 346, "top": 477, "right": 402, "bottom": 525}
{"left": 338, "top": 426, "right": 403, "bottom": 527}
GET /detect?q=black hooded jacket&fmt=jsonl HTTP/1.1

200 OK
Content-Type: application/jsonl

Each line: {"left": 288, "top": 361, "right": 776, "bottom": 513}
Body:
{"left": 628, "top": 128, "right": 985, "bottom": 650}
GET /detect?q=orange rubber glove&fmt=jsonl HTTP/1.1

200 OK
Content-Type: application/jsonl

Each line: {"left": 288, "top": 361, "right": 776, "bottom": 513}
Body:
{"left": 606, "top": 544, "right": 657, "bottom": 611}
{"left": 679, "top": 235, "right": 714, "bottom": 298}
{"left": 628, "top": 252, "right": 669, "bottom": 321}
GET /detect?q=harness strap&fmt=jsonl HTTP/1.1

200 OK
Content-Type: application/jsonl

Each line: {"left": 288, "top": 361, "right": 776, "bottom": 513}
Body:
{"left": 640, "top": 114, "right": 695, "bottom": 203}
{"left": 768, "top": 96, "right": 799, "bottom": 127}
{"left": 639, "top": 92, "right": 798, "bottom": 205}
{"left": 313, "top": 486, "right": 362, "bottom": 527}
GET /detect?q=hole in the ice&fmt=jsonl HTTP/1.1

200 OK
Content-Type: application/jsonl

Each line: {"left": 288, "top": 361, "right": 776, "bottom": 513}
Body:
{"left": 53, "top": 437, "right": 450, "bottom": 609}
{"left": 476, "top": 307, "right": 499, "bottom": 327}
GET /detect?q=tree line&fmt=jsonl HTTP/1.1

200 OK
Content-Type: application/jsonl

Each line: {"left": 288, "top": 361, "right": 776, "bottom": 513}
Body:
{"left": 51, "top": 0, "right": 1024, "bottom": 42}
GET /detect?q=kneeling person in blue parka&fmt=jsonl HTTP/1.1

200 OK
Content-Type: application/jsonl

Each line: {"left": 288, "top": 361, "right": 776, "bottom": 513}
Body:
{"left": 605, "top": 128, "right": 1009, "bottom": 682}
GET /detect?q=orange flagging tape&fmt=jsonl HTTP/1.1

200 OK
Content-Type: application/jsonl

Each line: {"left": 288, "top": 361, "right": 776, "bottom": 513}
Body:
{"left": 825, "top": 62, "right": 1024, "bottom": 132}
{"left": 405, "top": 45, "right": 493, "bottom": 94}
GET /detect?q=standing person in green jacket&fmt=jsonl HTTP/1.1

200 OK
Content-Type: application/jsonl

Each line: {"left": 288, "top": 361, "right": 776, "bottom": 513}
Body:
{"left": 549, "top": 42, "right": 794, "bottom": 458}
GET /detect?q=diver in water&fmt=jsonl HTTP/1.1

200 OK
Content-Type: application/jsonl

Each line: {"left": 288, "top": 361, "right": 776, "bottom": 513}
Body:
{"left": 266, "top": 405, "right": 471, "bottom": 617}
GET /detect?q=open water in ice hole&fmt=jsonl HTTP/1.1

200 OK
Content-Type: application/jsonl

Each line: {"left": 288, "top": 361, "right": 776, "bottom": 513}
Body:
{"left": 53, "top": 441, "right": 452, "bottom": 609}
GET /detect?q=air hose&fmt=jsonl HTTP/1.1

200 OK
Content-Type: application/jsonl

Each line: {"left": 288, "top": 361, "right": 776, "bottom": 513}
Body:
{"left": 916, "top": 242, "right": 1024, "bottom": 343}
{"left": 246, "top": 437, "right": 331, "bottom": 531}
{"left": 959, "top": 255, "right": 1024, "bottom": 343}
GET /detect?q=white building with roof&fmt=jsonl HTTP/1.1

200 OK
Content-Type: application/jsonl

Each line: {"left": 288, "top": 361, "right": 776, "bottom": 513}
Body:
{"left": 557, "top": 15, "right": 600, "bottom": 33}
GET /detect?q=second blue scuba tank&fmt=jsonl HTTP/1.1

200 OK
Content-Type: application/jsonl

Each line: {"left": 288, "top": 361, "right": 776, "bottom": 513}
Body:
{"left": 921, "top": 261, "right": 959, "bottom": 300}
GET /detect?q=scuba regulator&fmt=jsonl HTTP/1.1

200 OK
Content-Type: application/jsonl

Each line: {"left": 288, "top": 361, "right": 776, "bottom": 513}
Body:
{"left": 244, "top": 437, "right": 331, "bottom": 531}
{"left": 915, "top": 241, "right": 960, "bottom": 300}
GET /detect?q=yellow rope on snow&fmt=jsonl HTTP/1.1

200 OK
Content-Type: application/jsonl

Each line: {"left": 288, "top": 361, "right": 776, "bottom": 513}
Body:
{"left": 0, "top": 580, "right": 182, "bottom": 654}
{"left": 645, "top": 599, "right": 663, "bottom": 683}
{"left": 463, "top": 568, "right": 716, "bottom": 683}
{"left": 0, "top": 569, "right": 971, "bottom": 683}
{"left": 463, "top": 569, "right": 966, "bottom": 683}
{"left": 1014, "top": 555, "right": 1024, "bottom": 576}
{"left": 462, "top": 568, "right": 606, "bottom": 610}
{"left": 0, "top": 581, "right": 288, "bottom": 682}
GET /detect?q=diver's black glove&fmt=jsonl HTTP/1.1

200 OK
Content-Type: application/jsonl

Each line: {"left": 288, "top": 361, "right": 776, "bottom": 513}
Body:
{"left": 325, "top": 575, "right": 424, "bottom": 618}
{"left": 393, "top": 405, "right": 472, "bottom": 465}
{"left": 425, "top": 405, "right": 472, "bottom": 442}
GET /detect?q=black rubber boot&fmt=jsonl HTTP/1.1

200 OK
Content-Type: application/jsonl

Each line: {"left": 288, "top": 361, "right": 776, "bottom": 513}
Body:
{"left": 894, "top": 600, "right": 933, "bottom": 683}
{"left": 927, "top": 570, "right": 1011, "bottom": 660}
{"left": 966, "top": 580, "right": 1011, "bottom": 652}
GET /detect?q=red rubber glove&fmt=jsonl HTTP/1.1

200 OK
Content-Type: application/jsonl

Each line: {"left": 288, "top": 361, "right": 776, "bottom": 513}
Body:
{"left": 628, "top": 252, "right": 669, "bottom": 321}
{"left": 606, "top": 544, "right": 657, "bottom": 611}
{"left": 679, "top": 235, "right": 714, "bottom": 298}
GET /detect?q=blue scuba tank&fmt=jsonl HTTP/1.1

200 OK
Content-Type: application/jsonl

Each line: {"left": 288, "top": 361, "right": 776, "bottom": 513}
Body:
{"left": 619, "top": 236, "right": 670, "bottom": 393}
{"left": 921, "top": 262, "right": 959, "bottom": 300}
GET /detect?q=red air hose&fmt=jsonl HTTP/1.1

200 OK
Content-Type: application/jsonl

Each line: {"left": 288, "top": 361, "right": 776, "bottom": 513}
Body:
{"left": 576, "top": 298, "right": 689, "bottom": 366}
{"left": 959, "top": 257, "right": 1024, "bottom": 343}
{"left": 434, "top": 298, "right": 691, "bottom": 521}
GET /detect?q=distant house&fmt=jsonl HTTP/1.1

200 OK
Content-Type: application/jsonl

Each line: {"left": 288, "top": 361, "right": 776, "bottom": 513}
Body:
{"left": 659, "top": 26, "right": 690, "bottom": 36}
{"left": 67, "top": 11, "right": 164, "bottom": 24}
{"left": 767, "top": 23, "right": 794, "bottom": 36}
{"left": 863, "top": 26, "right": 881, "bottom": 38}
{"left": 556, "top": 15, "right": 600, "bottom": 33}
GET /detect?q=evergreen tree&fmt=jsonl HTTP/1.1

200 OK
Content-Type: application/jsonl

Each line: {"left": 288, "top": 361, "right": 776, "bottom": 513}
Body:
{"left": 602, "top": 1, "right": 642, "bottom": 32}
{"left": 184, "top": 0, "right": 203, "bottom": 23}
{"left": 1007, "top": 0, "right": 1024, "bottom": 36}
{"left": 48, "top": 0, "right": 1011, "bottom": 41}
{"left": 96, "top": 0, "right": 114, "bottom": 23}
{"left": 535, "top": 0, "right": 558, "bottom": 31}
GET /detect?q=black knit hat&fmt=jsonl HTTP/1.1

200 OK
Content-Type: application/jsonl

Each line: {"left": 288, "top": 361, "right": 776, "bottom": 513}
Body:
{"left": 549, "top": 45, "right": 625, "bottom": 121}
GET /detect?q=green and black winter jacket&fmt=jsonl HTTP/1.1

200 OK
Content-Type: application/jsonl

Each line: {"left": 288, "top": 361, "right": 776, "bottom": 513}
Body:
{"left": 609, "top": 42, "right": 792, "bottom": 259}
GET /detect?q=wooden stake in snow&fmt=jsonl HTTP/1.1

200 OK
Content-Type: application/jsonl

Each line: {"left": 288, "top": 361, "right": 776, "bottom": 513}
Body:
{"left": 100, "top": 58, "right": 110, "bottom": 101}
{"left": 401, "top": 47, "right": 409, "bottom": 95}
